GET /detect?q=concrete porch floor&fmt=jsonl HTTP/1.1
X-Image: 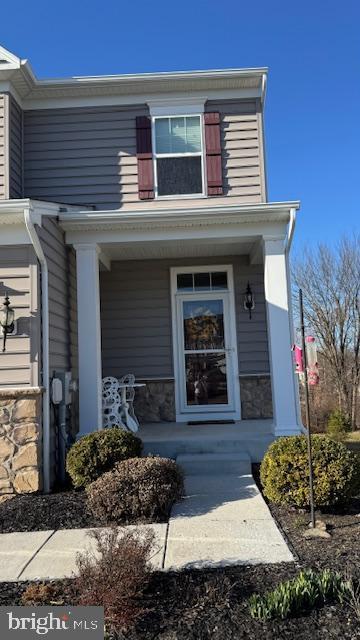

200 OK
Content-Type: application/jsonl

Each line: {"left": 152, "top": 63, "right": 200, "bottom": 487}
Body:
{"left": 140, "top": 420, "right": 274, "bottom": 461}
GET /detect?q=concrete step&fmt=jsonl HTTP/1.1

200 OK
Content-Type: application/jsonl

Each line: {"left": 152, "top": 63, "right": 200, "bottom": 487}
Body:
{"left": 143, "top": 435, "right": 273, "bottom": 462}
{"left": 176, "top": 452, "right": 251, "bottom": 476}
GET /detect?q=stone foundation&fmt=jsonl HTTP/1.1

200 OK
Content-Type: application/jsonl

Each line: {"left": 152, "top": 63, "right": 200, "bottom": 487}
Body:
{"left": 134, "top": 380, "right": 176, "bottom": 423}
{"left": 240, "top": 376, "right": 273, "bottom": 419}
{"left": 133, "top": 377, "right": 273, "bottom": 423}
{"left": 0, "top": 388, "right": 43, "bottom": 494}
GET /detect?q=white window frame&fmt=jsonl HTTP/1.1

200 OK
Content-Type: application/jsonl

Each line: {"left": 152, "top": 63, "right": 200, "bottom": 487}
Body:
{"left": 152, "top": 114, "right": 207, "bottom": 200}
{"left": 170, "top": 265, "right": 241, "bottom": 422}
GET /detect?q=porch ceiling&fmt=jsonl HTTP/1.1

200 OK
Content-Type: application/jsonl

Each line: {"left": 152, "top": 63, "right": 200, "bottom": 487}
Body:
{"left": 98, "top": 237, "right": 255, "bottom": 261}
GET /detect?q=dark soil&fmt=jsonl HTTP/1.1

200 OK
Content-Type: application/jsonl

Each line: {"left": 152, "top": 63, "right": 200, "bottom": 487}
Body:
{"left": 0, "top": 490, "right": 97, "bottom": 533}
{"left": 0, "top": 487, "right": 169, "bottom": 533}
{"left": 1, "top": 467, "right": 360, "bottom": 638}
{"left": 1, "top": 564, "right": 359, "bottom": 639}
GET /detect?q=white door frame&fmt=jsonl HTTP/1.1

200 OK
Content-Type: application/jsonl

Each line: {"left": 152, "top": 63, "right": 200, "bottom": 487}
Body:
{"left": 170, "top": 265, "right": 241, "bottom": 422}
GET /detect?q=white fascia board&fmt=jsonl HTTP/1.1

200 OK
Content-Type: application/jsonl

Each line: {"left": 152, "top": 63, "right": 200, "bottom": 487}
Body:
{"left": 60, "top": 200, "right": 300, "bottom": 227}
{"left": 23, "top": 87, "right": 262, "bottom": 111}
{"left": 65, "top": 220, "right": 288, "bottom": 246}
{"left": 43, "top": 67, "right": 268, "bottom": 85}
{"left": 1, "top": 53, "right": 267, "bottom": 108}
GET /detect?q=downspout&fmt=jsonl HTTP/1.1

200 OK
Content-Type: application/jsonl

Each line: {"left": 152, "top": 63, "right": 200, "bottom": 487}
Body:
{"left": 24, "top": 207, "right": 51, "bottom": 493}
{"left": 285, "top": 208, "right": 296, "bottom": 255}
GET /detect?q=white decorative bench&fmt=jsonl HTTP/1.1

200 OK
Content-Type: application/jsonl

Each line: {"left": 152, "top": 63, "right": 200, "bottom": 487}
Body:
{"left": 102, "top": 375, "right": 145, "bottom": 432}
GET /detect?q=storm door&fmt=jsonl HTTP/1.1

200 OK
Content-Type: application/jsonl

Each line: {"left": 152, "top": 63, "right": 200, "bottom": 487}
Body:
{"left": 172, "top": 267, "right": 240, "bottom": 421}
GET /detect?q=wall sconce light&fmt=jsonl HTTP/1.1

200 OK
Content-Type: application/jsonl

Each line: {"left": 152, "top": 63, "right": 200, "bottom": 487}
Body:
{"left": 0, "top": 294, "right": 15, "bottom": 352}
{"left": 244, "top": 282, "right": 255, "bottom": 319}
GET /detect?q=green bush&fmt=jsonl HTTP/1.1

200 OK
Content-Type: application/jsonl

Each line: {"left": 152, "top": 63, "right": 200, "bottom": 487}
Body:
{"left": 260, "top": 435, "right": 359, "bottom": 508}
{"left": 248, "top": 568, "right": 350, "bottom": 620}
{"left": 66, "top": 429, "right": 142, "bottom": 488}
{"left": 86, "top": 456, "right": 184, "bottom": 525}
{"left": 327, "top": 409, "right": 352, "bottom": 442}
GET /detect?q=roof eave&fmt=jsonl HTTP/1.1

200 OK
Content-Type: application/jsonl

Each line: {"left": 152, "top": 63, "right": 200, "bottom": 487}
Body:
{"left": 59, "top": 201, "right": 300, "bottom": 232}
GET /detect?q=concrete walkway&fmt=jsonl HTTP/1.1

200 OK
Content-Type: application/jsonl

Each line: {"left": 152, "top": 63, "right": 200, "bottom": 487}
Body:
{"left": 0, "top": 457, "right": 293, "bottom": 581}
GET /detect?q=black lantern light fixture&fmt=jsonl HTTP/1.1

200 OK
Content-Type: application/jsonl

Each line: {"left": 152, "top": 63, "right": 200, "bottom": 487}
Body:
{"left": 0, "top": 294, "right": 15, "bottom": 352}
{"left": 244, "top": 282, "right": 255, "bottom": 319}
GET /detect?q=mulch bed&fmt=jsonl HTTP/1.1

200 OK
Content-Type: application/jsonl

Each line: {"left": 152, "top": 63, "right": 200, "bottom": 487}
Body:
{"left": 0, "top": 490, "right": 97, "bottom": 533}
{"left": 0, "top": 487, "right": 169, "bottom": 533}
{"left": 0, "top": 564, "right": 358, "bottom": 639}
{"left": 1, "top": 467, "right": 360, "bottom": 639}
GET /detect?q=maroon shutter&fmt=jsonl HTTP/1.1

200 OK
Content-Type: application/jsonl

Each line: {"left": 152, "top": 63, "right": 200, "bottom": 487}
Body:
{"left": 204, "top": 112, "right": 223, "bottom": 196}
{"left": 136, "top": 116, "right": 154, "bottom": 200}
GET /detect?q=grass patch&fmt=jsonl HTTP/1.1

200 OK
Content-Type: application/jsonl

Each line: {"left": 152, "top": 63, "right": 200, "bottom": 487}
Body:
{"left": 345, "top": 431, "right": 360, "bottom": 452}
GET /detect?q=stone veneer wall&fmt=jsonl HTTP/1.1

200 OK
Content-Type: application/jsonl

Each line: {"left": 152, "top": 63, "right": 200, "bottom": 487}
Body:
{"left": 240, "top": 376, "right": 273, "bottom": 419}
{"left": 0, "top": 388, "right": 43, "bottom": 494}
{"left": 133, "top": 380, "right": 176, "bottom": 423}
{"left": 133, "top": 377, "right": 273, "bottom": 423}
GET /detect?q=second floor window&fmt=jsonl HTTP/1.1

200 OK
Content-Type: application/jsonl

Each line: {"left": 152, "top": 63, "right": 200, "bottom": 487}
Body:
{"left": 154, "top": 115, "right": 204, "bottom": 197}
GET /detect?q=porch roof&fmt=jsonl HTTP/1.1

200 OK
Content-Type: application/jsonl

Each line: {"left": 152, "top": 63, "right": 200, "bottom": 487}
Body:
{"left": 59, "top": 200, "right": 300, "bottom": 263}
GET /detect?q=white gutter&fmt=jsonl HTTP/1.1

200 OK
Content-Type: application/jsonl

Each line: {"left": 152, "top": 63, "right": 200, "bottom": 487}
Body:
{"left": 24, "top": 207, "right": 51, "bottom": 494}
{"left": 59, "top": 201, "right": 301, "bottom": 228}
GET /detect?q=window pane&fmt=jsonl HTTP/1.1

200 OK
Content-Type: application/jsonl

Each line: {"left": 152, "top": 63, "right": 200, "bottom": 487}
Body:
{"left": 211, "top": 272, "right": 228, "bottom": 290}
{"left": 155, "top": 116, "right": 201, "bottom": 155}
{"left": 155, "top": 118, "right": 171, "bottom": 154}
{"left": 186, "top": 116, "right": 201, "bottom": 152}
{"left": 157, "top": 156, "right": 202, "bottom": 195}
{"left": 185, "top": 353, "right": 228, "bottom": 405}
{"left": 194, "top": 272, "right": 210, "bottom": 291}
{"left": 170, "top": 117, "right": 186, "bottom": 153}
{"left": 177, "top": 273, "right": 193, "bottom": 291}
{"left": 183, "top": 299, "right": 225, "bottom": 350}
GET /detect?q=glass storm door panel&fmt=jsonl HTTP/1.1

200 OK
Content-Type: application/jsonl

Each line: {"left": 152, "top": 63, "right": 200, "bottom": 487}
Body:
{"left": 178, "top": 295, "right": 235, "bottom": 413}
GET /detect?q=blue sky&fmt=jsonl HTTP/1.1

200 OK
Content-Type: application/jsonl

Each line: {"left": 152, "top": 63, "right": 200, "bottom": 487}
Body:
{"left": 1, "top": 0, "right": 359, "bottom": 254}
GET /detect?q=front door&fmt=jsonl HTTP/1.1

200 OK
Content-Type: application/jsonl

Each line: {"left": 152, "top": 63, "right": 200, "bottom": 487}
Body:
{"left": 172, "top": 266, "right": 240, "bottom": 422}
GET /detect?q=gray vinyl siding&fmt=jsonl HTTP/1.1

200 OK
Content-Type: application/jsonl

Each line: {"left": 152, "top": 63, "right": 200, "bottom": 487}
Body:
{"left": 38, "top": 218, "right": 80, "bottom": 478}
{"left": 23, "top": 98, "right": 265, "bottom": 209}
{"left": 38, "top": 217, "right": 70, "bottom": 374}
{"left": 206, "top": 99, "right": 265, "bottom": 203}
{"left": 9, "top": 95, "right": 23, "bottom": 198}
{"left": 0, "top": 245, "right": 40, "bottom": 387}
{"left": 0, "top": 94, "right": 8, "bottom": 199}
{"left": 100, "top": 256, "right": 269, "bottom": 380}
{"left": 23, "top": 105, "right": 148, "bottom": 209}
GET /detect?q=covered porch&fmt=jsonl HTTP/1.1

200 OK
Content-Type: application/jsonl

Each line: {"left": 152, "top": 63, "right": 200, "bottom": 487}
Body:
{"left": 60, "top": 200, "right": 302, "bottom": 448}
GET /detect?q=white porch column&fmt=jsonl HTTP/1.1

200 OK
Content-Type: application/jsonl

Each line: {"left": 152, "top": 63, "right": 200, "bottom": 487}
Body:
{"left": 263, "top": 237, "right": 301, "bottom": 436}
{"left": 74, "top": 243, "right": 103, "bottom": 436}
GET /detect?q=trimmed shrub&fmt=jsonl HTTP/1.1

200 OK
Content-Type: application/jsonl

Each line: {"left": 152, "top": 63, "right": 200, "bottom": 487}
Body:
{"left": 86, "top": 456, "right": 184, "bottom": 524}
{"left": 66, "top": 429, "right": 142, "bottom": 488}
{"left": 249, "top": 568, "right": 350, "bottom": 620}
{"left": 327, "top": 409, "right": 352, "bottom": 442}
{"left": 74, "top": 527, "right": 154, "bottom": 631}
{"left": 260, "top": 435, "right": 359, "bottom": 508}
